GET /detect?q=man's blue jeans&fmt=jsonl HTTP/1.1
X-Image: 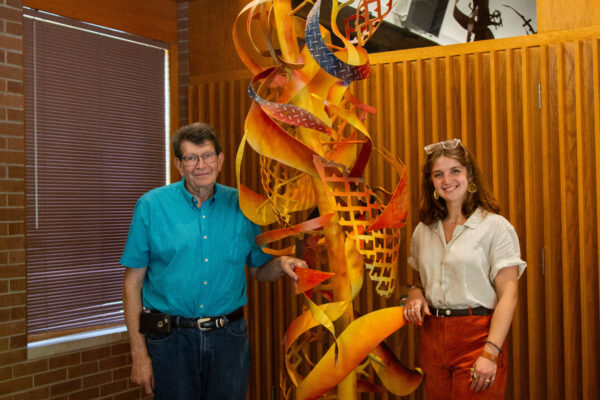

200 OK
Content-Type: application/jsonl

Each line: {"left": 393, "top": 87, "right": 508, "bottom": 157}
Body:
{"left": 145, "top": 318, "right": 251, "bottom": 400}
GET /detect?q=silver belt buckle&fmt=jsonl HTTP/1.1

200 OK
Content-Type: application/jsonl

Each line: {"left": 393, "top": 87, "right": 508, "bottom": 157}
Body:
{"left": 196, "top": 317, "right": 212, "bottom": 331}
{"left": 436, "top": 308, "right": 451, "bottom": 317}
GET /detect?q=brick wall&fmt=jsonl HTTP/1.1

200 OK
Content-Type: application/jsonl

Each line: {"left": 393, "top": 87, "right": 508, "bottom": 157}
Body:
{"left": 0, "top": 1, "right": 147, "bottom": 398}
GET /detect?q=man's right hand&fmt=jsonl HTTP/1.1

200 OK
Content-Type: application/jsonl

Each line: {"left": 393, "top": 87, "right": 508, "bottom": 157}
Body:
{"left": 130, "top": 354, "right": 154, "bottom": 395}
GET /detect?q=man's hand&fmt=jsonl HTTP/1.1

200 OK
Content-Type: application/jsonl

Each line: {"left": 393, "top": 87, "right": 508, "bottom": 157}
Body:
{"left": 130, "top": 353, "right": 154, "bottom": 395}
{"left": 277, "top": 255, "right": 308, "bottom": 281}
{"left": 250, "top": 255, "right": 308, "bottom": 282}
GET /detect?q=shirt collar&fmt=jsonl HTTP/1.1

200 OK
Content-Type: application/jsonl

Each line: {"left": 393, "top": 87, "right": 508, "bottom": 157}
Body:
{"left": 463, "top": 207, "right": 484, "bottom": 229}
{"left": 178, "top": 178, "right": 219, "bottom": 207}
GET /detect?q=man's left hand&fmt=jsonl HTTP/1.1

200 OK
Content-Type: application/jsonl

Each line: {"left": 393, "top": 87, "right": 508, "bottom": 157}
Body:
{"left": 277, "top": 255, "right": 308, "bottom": 281}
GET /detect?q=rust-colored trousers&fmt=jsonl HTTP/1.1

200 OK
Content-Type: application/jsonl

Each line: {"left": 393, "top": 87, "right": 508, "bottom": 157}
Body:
{"left": 419, "top": 314, "right": 508, "bottom": 400}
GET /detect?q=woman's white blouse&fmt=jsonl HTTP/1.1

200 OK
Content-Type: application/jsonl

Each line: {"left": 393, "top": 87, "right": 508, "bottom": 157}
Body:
{"left": 408, "top": 207, "right": 526, "bottom": 309}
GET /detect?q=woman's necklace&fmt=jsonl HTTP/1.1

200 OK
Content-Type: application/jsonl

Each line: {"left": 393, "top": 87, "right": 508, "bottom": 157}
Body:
{"left": 444, "top": 216, "right": 464, "bottom": 224}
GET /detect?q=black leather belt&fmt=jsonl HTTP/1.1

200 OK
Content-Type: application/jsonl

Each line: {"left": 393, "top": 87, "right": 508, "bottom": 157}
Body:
{"left": 429, "top": 306, "right": 493, "bottom": 317}
{"left": 171, "top": 308, "right": 244, "bottom": 331}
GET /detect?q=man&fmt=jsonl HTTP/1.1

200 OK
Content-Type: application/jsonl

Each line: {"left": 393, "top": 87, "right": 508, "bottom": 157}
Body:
{"left": 121, "top": 122, "right": 307, "bottom": 399}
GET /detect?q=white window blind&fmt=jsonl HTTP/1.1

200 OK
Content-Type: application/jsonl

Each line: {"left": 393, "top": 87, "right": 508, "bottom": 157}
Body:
{"left": 24, "top": 9, "right": 167, "bottom": 339}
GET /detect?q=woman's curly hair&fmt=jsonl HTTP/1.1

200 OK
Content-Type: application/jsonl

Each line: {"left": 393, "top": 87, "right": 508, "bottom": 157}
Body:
{"left": 419, "top": 141, "right": 500, "bottom": 225}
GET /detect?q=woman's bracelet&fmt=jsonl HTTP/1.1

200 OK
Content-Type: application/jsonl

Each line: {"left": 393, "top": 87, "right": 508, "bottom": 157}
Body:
{"left": 485, "top": 340, "right": 502, "bottom": 353}
{"left": 480, "top": 350, "right": 499, "bottom": 364}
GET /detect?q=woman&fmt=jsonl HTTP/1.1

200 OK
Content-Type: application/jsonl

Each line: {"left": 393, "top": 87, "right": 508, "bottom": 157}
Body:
{"left": 403, "top": 138, "right": 526, "bottom": 399}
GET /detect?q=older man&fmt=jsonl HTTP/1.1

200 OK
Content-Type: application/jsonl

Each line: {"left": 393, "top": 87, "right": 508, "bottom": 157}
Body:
{"left": 122, "top": 122, "right": 306, "bottom": 399}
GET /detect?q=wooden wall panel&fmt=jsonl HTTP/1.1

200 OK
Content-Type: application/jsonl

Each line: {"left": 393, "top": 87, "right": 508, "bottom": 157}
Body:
{"left": 23, "top": 0, "right": 177, "bottom": 43}
{"left": 537, "top": 0, "right": 600, "bottom": 34}
{"left": 189, "top": 26, "right": 600, "bottom": 400}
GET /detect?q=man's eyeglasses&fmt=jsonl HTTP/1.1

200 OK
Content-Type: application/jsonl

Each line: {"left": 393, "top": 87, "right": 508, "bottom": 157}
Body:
{"left": 181, "top": 152, "right": 218, "bottom": 166}
{"left": 424, "top": 138, "right": 462, "bottom": 155}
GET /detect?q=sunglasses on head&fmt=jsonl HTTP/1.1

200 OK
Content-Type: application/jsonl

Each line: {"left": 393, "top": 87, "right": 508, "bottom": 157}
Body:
{"left": 424, "top": 138, "right": 462, "bottom": 155}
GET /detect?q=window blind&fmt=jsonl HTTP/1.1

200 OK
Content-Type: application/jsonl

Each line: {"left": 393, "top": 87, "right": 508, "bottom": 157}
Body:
{"left": 24, "top": 10, "right": 167, "bottom": 338}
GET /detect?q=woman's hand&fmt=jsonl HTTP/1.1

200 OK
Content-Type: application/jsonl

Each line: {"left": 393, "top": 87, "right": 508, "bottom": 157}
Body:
{"left": 402, "top": 287, "right": 430, "bottom": 326}
{"left": 470, "top": 354, "right": 498, "bottom": 393}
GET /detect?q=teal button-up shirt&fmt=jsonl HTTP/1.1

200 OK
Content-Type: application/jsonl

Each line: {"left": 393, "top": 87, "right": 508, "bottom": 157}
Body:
{"left": 121, "top": 179, "right": 272, "bottom": 317}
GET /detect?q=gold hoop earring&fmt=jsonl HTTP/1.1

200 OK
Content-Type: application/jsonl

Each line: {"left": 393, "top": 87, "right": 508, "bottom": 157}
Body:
{"left": 467, "top": 183, "right": 477, "bottom": 193}
{"left": 433, "top": 190, "right": 440, "bottom": 200}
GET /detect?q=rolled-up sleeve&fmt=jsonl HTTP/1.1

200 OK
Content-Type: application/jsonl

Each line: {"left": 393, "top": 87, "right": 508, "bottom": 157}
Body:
{"left": 489, "top": 221, "right": 527, "bottom": 281}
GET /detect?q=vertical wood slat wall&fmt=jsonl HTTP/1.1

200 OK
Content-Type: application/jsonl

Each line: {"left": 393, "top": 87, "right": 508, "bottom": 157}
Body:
{"left": 189, "top": 27, "right": 600, "bottom": 400}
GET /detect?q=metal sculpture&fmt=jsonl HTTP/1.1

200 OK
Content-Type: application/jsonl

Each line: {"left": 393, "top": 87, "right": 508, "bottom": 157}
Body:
{"left": 233, "top": 1, "right": 422, "bottom": 398}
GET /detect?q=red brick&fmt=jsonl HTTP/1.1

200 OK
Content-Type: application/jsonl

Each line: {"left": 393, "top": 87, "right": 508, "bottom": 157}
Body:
{"left": 0, "top": 337, "right": 8, "bottom": 351}
{"left": 0, "top": 93, "right": 22, "bottom": 109}
{"left": 99, "top": 354, "right": 128, "bottom": 370}
{"left": 8, "top": 222, "right": 23, "bottom": 235}
{"left": 0, "top": 121, "right": 24, "bottom": 136}
{"left": 49, "top": 352, "right": 80, "bottom": 369}
{"left": 67, "top": 360, "right": 98, "bottom": 379}
{"left": 68, "top": 387, "right": 99, "bottom": 400}
{"left": 0, "top": 347, "right": 26, "bottom": 365}
{"left": 0, "top": 309, "right": 8, "bottom": 323}
{"left": 34, "top": 367, "right": 67, "bottom": 386}
{"left": 0, "top": 207, "right": 24, "bottom": 220}
{"left": 0, "top": 375, "right": 32, "bottom": 393}
{"left": 0, "top": 280, "right": 7, "bottom": 293}
{"left": 50, "top": 378, "right": 82, "bottom": 396}
{"left": 0, "top": 264, "right": 25, "bottom": 278}
{"left": 8, "top": 249, "right": 24, "bottom": 264}
{"left": 0, "top": 169, "right": 6, "bottom": 181}
{"left": 0, "top": 137, "right": 6, "bottom": 149}
{"left": 99, "top": 379, "right": 128, "bottom": 396}
{"left": 0, "top": 6, "right": 23, "bottom": 24}
{"left": 7, "top": 165, "right": 23, "bottom": 179}
{"left": 0, "top": 108, "right": 6, "bottom": 120}
{"left": 7, "top": 108, "right": 23, "bottom": 122}
{"left": 14, "top": 386, "right": 50, "bottom": 400}
{"left": 0, "top": 223, "right": 7, "bottom": 235}
{"left": 112, "top": 365, "right": 130, "bottom": 381}
{"left": 10, "top": 304, "right": 25, "bottom": 319}
{"left": 0, "top": 365, "right": 11, "bottom": 380}
{"left": 113, "top": 388, "right": 143, "bottom": 400}
{"left": 0, "top": 252, "right": 8, "bottom": 265}
{"left": 0, "top": 235, "right": 23, "bottom": 249}
{"left": 6, "top": 22, "right": 22, "bottom": 37}
{"left": 0, "top": 320, "right": 25, "bottom": 336}
{"left": 6, "top": 136, "right": 23, "bottom": 150}
{"left": 9, "top": 333, "right": 26, "bottom": 349}
{"left": 7, "top": 193, "right": 22, "bottom": 206}
{"left": 0, "top": 64, "right": 22, "bottom": 80}
{"left": 13, "top": 358, "right": 48, "bottom": 377}
{"left": 81, "top": 370, "right": 111, "bottom": 387}
{"left": 6, "top": 51, "right": 22, "bottom": 66}
{"left": 0, "top": 291, "right": 25, "bottom": 307}
{"left": 81, "top": 346, "right": 111, "bottom": 362}
{"left": 111, "top": 342, "right": 130, "bottom": 356}
{"left": 5, "top": 0, "right": 24, "bottom": 9}
{"left": 6, "top": 80, "right": 22, "bottom": 94}
{"left": 0, "top": 179, "right": 24, "bottom": 193}
{"left": 0, "top": 150, "right": 24, "bottom": 163}
{"left": 9, "top": 278, "right": 25, "bottom": 292}
{"left": 0, "top": 52, "right": 5, "bottom": 64}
